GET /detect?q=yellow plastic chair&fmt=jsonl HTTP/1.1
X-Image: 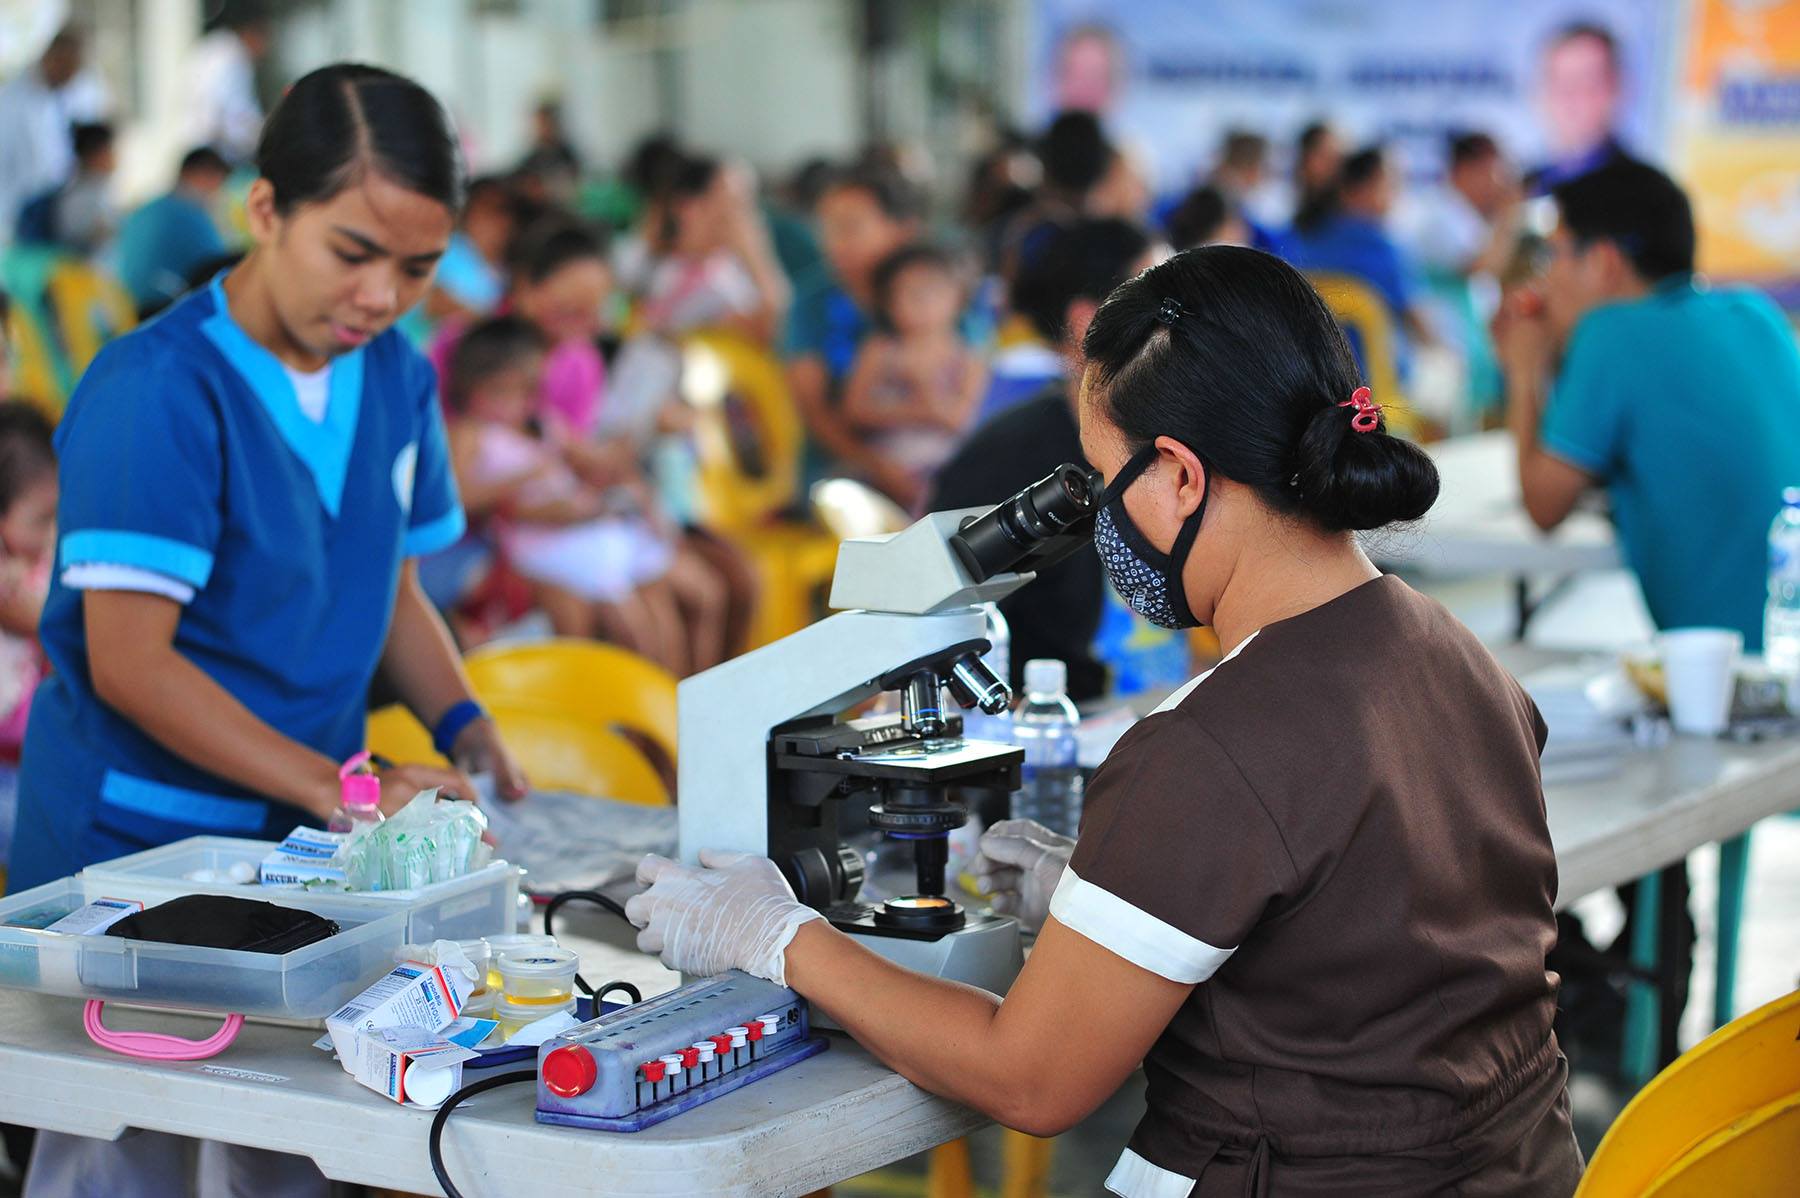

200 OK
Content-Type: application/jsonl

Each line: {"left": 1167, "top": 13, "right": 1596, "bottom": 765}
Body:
{"left": 464, "top": 638, "right": 678, "bottom": 767}
{"left": 4, "top": 299, "right": 63, "bottom": 414}
{"left": 681, "top": 328, "right": 842, "bottom": 646}
{"left": 1304, "top": 271, "right": 1421, "bottom": 440}
{"left": 45, "top": 258, "right": 134, "bottom": 381}
{"left": 364, "top": 702, "right": 667, "bottom": 807}
{"left": 1577, "top": 987, "right": 1800, "bottom": 1197}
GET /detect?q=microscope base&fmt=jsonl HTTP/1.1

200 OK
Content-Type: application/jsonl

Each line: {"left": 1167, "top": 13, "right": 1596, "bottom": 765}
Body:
{"left": 812, "top": 908, "right": 1023, "bottom": 1029}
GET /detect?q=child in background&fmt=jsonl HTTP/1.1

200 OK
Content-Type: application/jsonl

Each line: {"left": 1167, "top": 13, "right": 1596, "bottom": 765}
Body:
{"left": 0, "top": 403, "right": 56, "bottom": 865}
{"left": 843, "top": 244, "right": 988, "bottom": 510}
{"left": 443, "top": 315, "right": 688, "bottom": 671}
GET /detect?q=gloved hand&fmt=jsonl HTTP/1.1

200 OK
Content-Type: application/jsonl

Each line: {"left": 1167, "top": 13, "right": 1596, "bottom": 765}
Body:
{"left": 973, "top": 819, "right": 1075, "bottom": 934}
{"left": 625, "top": 850, "right": 824, "bottom": 985}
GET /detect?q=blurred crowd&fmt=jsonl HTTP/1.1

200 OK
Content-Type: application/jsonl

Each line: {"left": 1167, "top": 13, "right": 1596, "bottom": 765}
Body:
{"left": 0, "top": 17, "right": 1793, "bottom": 715}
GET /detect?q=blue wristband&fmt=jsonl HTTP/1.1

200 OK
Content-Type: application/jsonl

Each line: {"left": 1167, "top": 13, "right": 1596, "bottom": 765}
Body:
{"left": 432, "top": 699, "right": 486, "bottom": 757}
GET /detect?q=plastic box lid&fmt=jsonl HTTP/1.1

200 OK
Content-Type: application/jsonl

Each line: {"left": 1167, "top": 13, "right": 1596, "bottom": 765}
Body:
{"left": 0, "top": 876, "right": 408, "bottom": 1019}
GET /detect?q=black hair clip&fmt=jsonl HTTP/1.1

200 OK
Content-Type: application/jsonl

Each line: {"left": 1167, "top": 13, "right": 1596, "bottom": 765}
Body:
{"left": 1155, "top": 298, "right": 1186, "bottom": 327}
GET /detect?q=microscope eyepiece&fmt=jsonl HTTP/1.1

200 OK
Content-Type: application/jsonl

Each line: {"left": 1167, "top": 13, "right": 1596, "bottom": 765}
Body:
{"left": 950, "top": 463, "right": 1101, "bottom": 583}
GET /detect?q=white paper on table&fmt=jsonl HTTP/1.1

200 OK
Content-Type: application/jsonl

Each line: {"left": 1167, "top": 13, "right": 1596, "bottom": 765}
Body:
{"left": 503, "top": 1009, "right": 580, "bottom": 1047}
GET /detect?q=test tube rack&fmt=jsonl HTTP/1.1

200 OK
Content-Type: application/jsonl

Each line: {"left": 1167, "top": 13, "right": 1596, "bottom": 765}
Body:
{"left": 534, "top": 970, "right": 827, "bottom": 1132}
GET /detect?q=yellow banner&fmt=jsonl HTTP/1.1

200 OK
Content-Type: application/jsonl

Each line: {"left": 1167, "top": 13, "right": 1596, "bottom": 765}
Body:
{"left": 1671, "top": 0, "right": 1800, "bottom": 298}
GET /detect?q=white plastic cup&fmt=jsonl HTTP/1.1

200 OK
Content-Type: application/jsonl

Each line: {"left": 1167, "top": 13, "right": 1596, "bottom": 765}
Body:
{"left": 1659, "top": 628, "right": 1742, "bottom": 736}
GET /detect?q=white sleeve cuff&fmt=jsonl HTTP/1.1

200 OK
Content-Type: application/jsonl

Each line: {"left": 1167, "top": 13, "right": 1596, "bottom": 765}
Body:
{"left": 62, "top": 563, "right": 197, "bottom": 604}
{"left": 1049, "top": 867, "right": 1234, "bottom": 984}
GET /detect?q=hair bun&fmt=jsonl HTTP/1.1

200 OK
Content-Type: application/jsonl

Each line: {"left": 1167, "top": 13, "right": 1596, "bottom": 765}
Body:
{"left": 1292, "top": 404, "right": 1440, "bottom": 532}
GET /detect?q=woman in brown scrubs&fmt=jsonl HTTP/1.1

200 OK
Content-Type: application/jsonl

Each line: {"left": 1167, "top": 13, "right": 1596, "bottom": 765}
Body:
{"left": 627, "top": 246, "right": 1584, "bottom": 1196}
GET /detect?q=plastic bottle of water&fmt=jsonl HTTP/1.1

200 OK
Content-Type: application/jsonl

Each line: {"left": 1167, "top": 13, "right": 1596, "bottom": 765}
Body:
{"left": 1010, "top": 659, "right": 1083, "bottom": 837}
{"left": 1764, "top": 487, "right": 1800, "bottom": 677}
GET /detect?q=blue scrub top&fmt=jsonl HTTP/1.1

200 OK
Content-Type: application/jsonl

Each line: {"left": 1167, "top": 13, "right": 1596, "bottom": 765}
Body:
{"left": 7, "top": 277, "right": 465, "bottom": 889}
{"left": 1540, "top": 277, "right": 1800, "bottom": 651}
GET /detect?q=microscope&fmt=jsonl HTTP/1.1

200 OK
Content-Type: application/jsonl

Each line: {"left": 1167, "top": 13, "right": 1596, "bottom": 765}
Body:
{"left": 677, "top": 465, "right": 1099, "bottom": 995}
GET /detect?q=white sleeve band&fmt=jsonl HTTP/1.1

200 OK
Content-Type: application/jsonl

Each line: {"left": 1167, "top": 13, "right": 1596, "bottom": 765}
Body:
{"left": 62, "top": 563, "right": 197, "bottom": 605}
{"left": 1048, "top": 867, "right": 1235, "bottom": 984}
{"left": 1105, "top": 1148, "right": 1198, "bottom": 1197}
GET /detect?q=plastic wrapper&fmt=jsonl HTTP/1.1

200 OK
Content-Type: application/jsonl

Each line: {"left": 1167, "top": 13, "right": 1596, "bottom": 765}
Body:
{"left": 341, "top": 790, "right": 492, "bottom": 892}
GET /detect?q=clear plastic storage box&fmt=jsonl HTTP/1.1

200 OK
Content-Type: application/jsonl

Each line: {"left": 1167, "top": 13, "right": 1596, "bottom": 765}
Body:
{"left": 81, "top": 837, "right": 522, "bottom": 943}
{"left": 0, "top": 877, "right": 407, "bottom": 1018}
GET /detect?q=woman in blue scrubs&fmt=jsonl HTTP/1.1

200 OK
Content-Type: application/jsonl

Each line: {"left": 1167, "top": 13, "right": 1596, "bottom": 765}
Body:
{"left": 11, "top": 64, "right": 525, "bottom": 1198}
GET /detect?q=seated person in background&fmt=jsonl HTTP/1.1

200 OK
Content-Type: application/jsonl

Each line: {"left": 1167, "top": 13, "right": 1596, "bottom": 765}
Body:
{"left": 23, "top": 122, "right": 118, "bottom": 257}
{"left": 1401, "top": 131, "right": 1521, "bottom": 422}
{"left": 0, "top": 402, "right": 55, "bottom": 865}
{"left": 423, "top": 174, "right": 518, "bottom": 326}
{"left": 117, "top": 146, "right": 230, "bottom": 315}
{"left": 843, "top": 244, "right": 987, "bottom": 511}
{"left": 1502, "top": 158, "right": 1800, "bottom": 652}
{"left": 930, "top": 218, "right": 1155, "bottom": 703}
{"left": 443, "top": 315, "right": 686, "bottom": 670}
{"left": 1164, "top": 185, "right": 1249, "bottom": 251}
{"left": 627, "top": 154, "right": 789, "bottom": 345}
{"left": 1281, "top": 144, "right": 1436, "bottom": 361}
{"left": 1288, "top": 119, "right": 1343, "bottom": 228}
{"left": 784, "top": 163, "right": 923, "bottom": 492}
{"left": 502, "top": 220, "right": 735, "bottom": 672}
{"left": 998, "top": 110, "right": 1115, "bottom": 282}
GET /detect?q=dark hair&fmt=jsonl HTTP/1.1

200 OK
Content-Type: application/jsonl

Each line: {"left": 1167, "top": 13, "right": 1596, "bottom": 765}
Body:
{"left": 179, "top": 146, "right": 230, "bottom": 178}
{"left": 1219, "top": 130, "right": 1268, "bottom": 171}
{"left": 1447, "top": 131, "right": 1499, "bottom": 169}
{"left": 1548, "top": 21, "right": 1621, "bottom": 72}
{"left": 256, "top": 63, "right": 465, "bottom": 215}
{"left": 1552, "top": 158, "right": 1694, "bottom": 282}
{"left": 444, "top": 315, "right": 547, "bottom": 412}
{"left": 669, "top": 154, "right": 722, "bottom": 201}
{"left": 1297, "top": 121, "right": 1334, "bottom": 158}
{"left": 870, "top": 242, "right": 960, "bottom": 331}
{"left": 1011, "top": 217, "right": 1150, "bottom": 344}
{"left": 819, "top": 162, "right": 923, "bottom": 223}
{"left": 71, "top": 122, "right": 113, "bottom": 161}
{"left": 510, "top": 220, "right": 607, "bottom": 285}
{"left": 1340, "top": 145, "right": 1387, "bottom": 191}
{"left": 1166, "top": 186, "right": 1232, "bottom": 251}
{"left": 625, "top": 133, "right": 686, "bottom": 196}
{"left": 1082, "top": 246, "right": 1438, "bottom": 533}
{"left": 1039, "top": 110, "right": 1113, "bottom": 195}
{"left": 0, "top": 402, "right": 56, "bottom": 511}
{"left": 465, "top": 174, "right": 513, "bottom": 209}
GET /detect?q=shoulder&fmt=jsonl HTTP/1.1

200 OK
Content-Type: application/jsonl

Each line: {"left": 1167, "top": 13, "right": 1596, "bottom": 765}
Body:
{"left": 366, "top": 327, "right": 438, "bottom": 399}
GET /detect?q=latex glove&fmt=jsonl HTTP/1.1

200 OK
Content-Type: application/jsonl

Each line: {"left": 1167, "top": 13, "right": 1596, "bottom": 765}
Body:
{"left": 973, "top": 819, "right": 1075, "bottom": 934}
{"left": 625, "top": 851, "right": 824, "bottom": 985}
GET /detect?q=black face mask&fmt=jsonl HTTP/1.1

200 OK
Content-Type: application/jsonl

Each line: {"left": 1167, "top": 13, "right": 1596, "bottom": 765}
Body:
{"left": 1092, "top": 444, "right": 1208, "bottom": 630}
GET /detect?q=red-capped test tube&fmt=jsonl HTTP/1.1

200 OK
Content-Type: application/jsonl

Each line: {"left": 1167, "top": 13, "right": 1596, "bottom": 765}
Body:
{"left": 757, "top": 1013, "right": 782, "bottom": 1041}
{"left": 679, "top": 1045, "right": 701, "bottom": 1086}
{"left": 639, "top": 1059, "right": 668, "bottom": 1105}
{"left": 744, "top": 1019, "right": 765, "bottom": 1059}
{"left": 692, "top": 1041, "right": 717, "bottom": 1081}
{"left": 725, "top": 1026, "right": 750, "bottom": 1067}
{"left": 708, "top": 1032, "right": 735, "bottom": 1071}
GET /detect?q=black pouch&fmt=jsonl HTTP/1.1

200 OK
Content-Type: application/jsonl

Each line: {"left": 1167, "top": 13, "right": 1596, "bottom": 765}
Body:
{"left": 104, "top": 895, "right": 340, "bottom": 955}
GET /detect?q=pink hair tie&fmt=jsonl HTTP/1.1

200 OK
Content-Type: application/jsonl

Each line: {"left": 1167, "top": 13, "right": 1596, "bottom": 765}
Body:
{"left": 1338, "top": 386, "right": 1381, "bottom": 433}
{"left": 83, "top": 1000, "right": 244, "bottom": 1061}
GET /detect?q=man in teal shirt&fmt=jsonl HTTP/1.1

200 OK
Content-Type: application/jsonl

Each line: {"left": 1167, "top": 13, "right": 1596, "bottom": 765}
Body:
{"left": 116, "top": 146, "right": 229, "bottom": 314}
{"left": 1501, "top": 158, "right": 1800, "bottom": 651}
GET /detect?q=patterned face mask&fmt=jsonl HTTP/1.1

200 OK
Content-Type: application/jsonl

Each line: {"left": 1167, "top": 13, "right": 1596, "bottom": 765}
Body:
{"left": 1092, "top": 445, "right": 1209, "bottom": 630}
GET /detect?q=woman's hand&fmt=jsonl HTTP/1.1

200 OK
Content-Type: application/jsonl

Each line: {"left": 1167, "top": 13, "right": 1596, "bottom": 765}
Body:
{"left": 376, "top": 761, "right": 478, "bottom": 818}
{"left": 974, "top": 820, "right": 1074, "bottom": 934}
{"left": 625, "top": 851, "right": 824, "bottom": 984}
{"left": 451, "top": 715, "right": 529, "bottom": 802}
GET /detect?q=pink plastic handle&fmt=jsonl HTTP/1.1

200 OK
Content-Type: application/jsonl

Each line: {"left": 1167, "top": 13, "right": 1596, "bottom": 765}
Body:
{"left": 83, "top": 1000, "right": 244, "bottom": 1061}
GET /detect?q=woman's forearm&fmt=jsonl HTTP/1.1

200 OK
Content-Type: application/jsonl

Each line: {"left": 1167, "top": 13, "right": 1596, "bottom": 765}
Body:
{"left": 379, "top": 564, "right": 477, "bottom": 730}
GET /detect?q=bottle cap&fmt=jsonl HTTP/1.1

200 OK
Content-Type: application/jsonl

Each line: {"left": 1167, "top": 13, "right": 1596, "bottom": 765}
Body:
{"left": 693, "top": 1042, "right": 717, "bottom": 1062}
{"left": 339, "top": 751, "right": 381, "bottom": 810}
{"left": 402, "top": 1058, "right": 457, "bottom": 1108}
{"left": 543, "top": 1045, "right": 597, "bottom": 1098}
{"left": 658, "top": 1053, "right": 685, "bottom": 1076}
{"left": 640, "top": 1059, "right": 667, "bottom": 1083}
{"left": 726, "top": 1026, "right": 749, "bottom": 1047}
{"left": 1023, "top": 659, "right": 1067, "bottom": 698}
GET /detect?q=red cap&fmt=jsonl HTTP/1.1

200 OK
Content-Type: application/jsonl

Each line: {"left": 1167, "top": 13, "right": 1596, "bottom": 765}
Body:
{"left": 709, "top": 1034, "right": 734, "bottom": 1054}
{"left": 543, "top": 1046, "right": 597, "bottom": 1098}
{"left": 639, "top": 1060, "right": 667, "bottom": 1083}
{"left": 680, "top": 1046, "right": 700, "bottom": 1068}
{"left": 745, "top": 1022, "right": 764, "bottom": 1042}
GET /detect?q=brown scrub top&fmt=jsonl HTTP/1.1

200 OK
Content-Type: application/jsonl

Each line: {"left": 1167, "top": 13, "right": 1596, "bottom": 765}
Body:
{"left": 1051, "top": 576, "right": 1584, "bottom": 1197}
